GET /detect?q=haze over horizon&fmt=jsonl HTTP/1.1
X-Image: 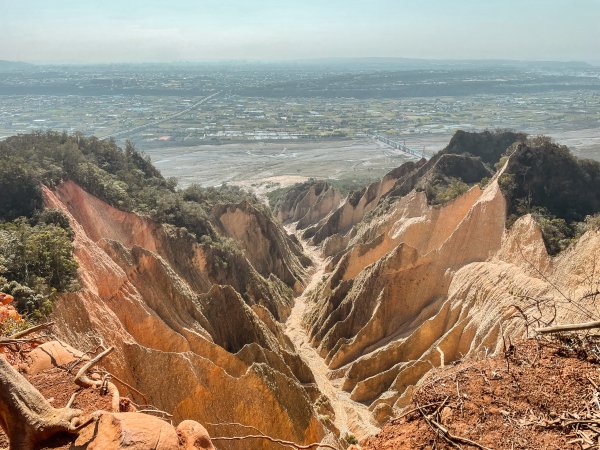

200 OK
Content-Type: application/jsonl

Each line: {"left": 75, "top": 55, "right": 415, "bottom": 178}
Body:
{"left": 2, "top": 0, "right": 599, "bottom": 64}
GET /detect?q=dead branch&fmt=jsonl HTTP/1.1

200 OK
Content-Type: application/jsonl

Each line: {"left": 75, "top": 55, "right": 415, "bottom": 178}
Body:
{"left": 7, "top": 322, "right": 55, "bottom": 339}
{"left": 210, "top": 435, "right": 338, "bottom": 449}
{"left": 74, "top": 346, "right": 120, "bottom": 412}
{"left": 536, "top": 320, "right": 600, "bottom": 334}
{"left": 417, "top": 404, "right": 492, "bottom": 450}
{"left": 97, "top": 369, "right": 148, "bottom": 405}
{"left": 0, "top": 322, "right": 55, "bottom": 347}
{"left": 207, "top": 421, "right": 264, "bottom": 435}
{"left": 417, "top": 404, "right": 463, "bottom": 450}
{"left": 391, "top": 400, "right": 446, "bottom": 423}
{"left": 0, "top": 337, "right": 49, "bottom": 346}
{"left": 208, "top": 421, "right": 340, "bottom": 449}
{"left": 136, "top": 409, "right": 173, "bottom": 418}
{"left": 428, "top": 417, "right": 491, "bottom": 450}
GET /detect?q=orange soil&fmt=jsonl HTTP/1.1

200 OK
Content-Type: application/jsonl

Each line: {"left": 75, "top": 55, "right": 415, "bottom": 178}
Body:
{"left": 0, "top": 343, "right": 115, "bottom": 449}
{"left": 362, "top": 338, "right": 600, "bottom": 450}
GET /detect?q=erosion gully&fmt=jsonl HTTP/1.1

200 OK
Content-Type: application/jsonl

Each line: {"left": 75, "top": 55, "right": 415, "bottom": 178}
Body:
{"left": 283, "top": 224, "right": 380, "bottom": 441}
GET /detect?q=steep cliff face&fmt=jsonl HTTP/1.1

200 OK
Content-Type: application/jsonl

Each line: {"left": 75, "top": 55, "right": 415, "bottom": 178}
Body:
{"left": 11, "top": 129, "right": 599, "bottom": 448}
{"left": 274, "top": 180, "right": 343, "bottom": 229}
{"left": 43, "top": 181, "right": 334, "bottom": 450}
{"left": 213, "top": 201, "right": 311, "bottom": 294}
{"left": 295, "top": 132, "right": 600, "bottom": 426}
{"left": 300, "top": 161, "right": 428, "bottom": 252}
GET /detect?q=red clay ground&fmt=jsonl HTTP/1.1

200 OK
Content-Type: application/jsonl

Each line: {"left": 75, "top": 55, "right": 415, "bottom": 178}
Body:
{"left": 0, "top": 343, "right": 115, "bottom": 449}
{"left": 362, "top": 338, "right": 600, "bottom": 450}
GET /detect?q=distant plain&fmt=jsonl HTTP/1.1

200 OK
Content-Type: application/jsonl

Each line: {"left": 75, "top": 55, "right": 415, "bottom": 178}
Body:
{"left": 1, "top": 60, "right": 599, "bottom": 190}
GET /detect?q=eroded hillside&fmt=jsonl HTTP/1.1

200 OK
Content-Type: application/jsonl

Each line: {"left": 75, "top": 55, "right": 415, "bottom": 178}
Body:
{"left": 0, "top": 132, "right": 342, "bottom": 449}
{"left": 277, "top": 130, "right": 600, "bottom": 430}
{"left": 2, "top": 130, "right": 600, "bottom": 449}
{"left": 44, "top": 181, "right": 336, "bottom": 450}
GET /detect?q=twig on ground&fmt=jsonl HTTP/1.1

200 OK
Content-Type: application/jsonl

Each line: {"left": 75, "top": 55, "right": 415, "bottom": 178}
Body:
{"left": 8, "top": 321, "right": 55, "bottom": 339}
{"left": 392, "top": 400, "right": 446, "bottom": 423}
{"left": 417, "top": 403, "right": 493, "bottom": 450}
{"left": 98, "top": 370, "right": 149, "bottom": 405}
{"left": 0, "top": 322, "right": 55, "bottom": 346}
{"left": 137, "top": 409, "right": 173, "bottom": 418}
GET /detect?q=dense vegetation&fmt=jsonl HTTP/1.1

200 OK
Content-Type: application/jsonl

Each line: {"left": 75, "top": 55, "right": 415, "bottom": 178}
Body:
{"left": 418, "top": 131, "right": 600, "bottom": 253}
{"left": 373, "top": 130, "right": 600, "bottom": 255}
{"left": 0, "top": 131, "right": 264, "bottom": 234}
{"left": 499, "top": 136, "right": 600, "bottom": 254}
{"left": 0, "top": 213, "right": 78, "bottom": 320}
{"left": 0, "top": 131, "right": 262, "bottom": 321}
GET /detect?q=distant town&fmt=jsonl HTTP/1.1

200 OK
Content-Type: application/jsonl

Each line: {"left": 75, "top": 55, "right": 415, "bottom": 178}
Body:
{"left": 1, "top": 60, "right": 599, "bottom": 187}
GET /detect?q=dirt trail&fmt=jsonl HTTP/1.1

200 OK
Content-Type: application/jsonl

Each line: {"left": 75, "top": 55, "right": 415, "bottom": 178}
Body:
{"left": 284, "top": 224, "right": 380, "bottom": 441}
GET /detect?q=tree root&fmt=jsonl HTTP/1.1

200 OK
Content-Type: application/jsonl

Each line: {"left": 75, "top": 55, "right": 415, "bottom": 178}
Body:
{"left": 0, "top": 354, "right": 94, "bottom": 450}
{"left": 74, "top": 346, "right": 120, "bottom": 412}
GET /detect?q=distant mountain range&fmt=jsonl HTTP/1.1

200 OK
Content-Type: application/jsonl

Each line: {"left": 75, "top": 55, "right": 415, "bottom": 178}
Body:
{"left": 0, "top": 60, "right": 35, "bottom": 71}
{"left": 0, "top": 58, "right": 595, "bottom": 72}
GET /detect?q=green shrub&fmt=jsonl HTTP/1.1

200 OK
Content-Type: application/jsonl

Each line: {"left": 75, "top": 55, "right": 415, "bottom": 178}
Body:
{"left": 531, "top": 209, "right": 575, "bottom": 255}
{"left": 344, "top": 433, "right": 359, "bottom": 445}
{"left": 499, "top": 138, "right": 600, "bottom": 254}
{"left": 0, "top": 131, "right": 275, "bottom": 319}
{"left": 428, "top": 178, "right": 470, "bottom": 205}
{"left": 575, "top": 213, "right": 600, "bottom": 236}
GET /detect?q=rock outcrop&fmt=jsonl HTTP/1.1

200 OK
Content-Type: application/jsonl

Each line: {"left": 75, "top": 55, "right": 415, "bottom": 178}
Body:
{"left": 0, "top": 337, "right": 217, "bottom": 450}
{"left": 302, "top": 161, "right": 427, "bottom": 251}
{"left": 300, "top": 130, "right": 526, "bottom": 254}
{"left": 75, "top": 414, "right": 215, "bottom": 450}
{"left": 43, "top": 181, "right": 333, "bottom": 450}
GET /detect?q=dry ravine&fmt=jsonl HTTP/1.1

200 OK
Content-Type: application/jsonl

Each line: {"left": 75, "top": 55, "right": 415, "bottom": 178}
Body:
{"left": 284, "top": 223, "right": 381, "bottom": 442}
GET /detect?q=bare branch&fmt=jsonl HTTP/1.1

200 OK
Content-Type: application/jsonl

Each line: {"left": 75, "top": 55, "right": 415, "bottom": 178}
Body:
{"left": 536, "top": 320, "right": 600, "bottom": 334}
{"left": 417, "top": 403, "right": 492, "bottom": 450}
{"left": 8, "top": 322, "right": 55, "bottom": 339}
{"left": 74, "top": 346, "right": 120, "bottom": 412}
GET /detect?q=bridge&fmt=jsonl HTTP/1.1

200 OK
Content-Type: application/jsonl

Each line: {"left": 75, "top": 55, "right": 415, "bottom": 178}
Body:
{"left": 370, "top": 134, "right": 427, "bottom": 159}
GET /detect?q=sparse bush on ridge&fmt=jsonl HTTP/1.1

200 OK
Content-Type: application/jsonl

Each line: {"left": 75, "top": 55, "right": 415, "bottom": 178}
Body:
{"left": 427, "top": 177, "right": 470, "bottom": 205}
{"left": 421, "top": 130, "right": 525, "bottom": 206}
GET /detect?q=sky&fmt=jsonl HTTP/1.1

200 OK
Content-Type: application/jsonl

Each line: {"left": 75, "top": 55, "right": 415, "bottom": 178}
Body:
{"left": 1, "top": 0, "right": 599, "bottom": 64}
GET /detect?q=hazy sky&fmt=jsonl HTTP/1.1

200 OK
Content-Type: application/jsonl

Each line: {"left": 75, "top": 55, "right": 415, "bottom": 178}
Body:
{"left": 2, "top": 0, "right": 599, "bottom": 63}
